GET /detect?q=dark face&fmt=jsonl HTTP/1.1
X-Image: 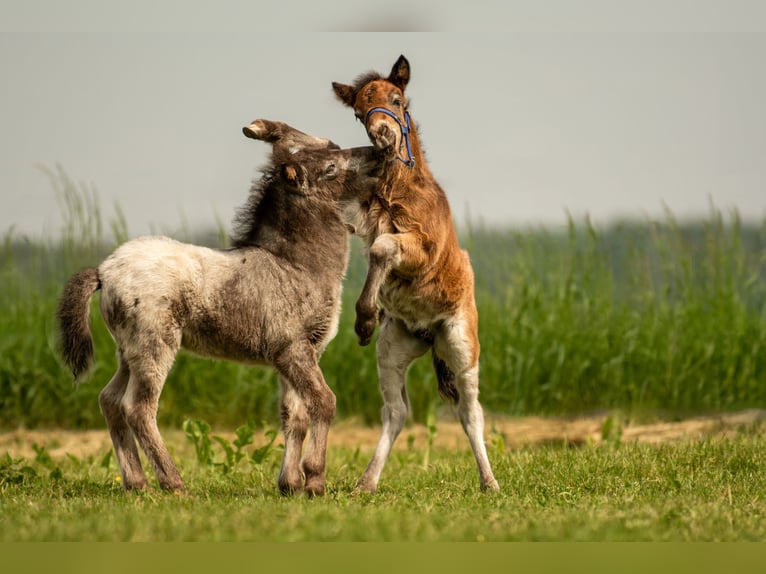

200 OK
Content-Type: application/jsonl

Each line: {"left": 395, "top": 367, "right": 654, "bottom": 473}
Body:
{"left": 278, "top": 146, "right": 383, "bottom": 202}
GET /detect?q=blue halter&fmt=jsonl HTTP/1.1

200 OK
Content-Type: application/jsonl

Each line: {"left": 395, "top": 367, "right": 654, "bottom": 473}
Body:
{"left": 365, "top": 106, "right": 415, "bottom": 168}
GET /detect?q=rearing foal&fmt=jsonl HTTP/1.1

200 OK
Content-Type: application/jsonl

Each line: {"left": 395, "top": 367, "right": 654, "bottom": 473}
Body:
{"left": 333, "top": 55, "right": 500, "bottom": 492}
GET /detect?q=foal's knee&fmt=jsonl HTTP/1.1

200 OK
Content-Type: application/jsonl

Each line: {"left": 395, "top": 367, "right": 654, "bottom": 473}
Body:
{"left": 369, "top": 234, "right": 400, "bottom": 268}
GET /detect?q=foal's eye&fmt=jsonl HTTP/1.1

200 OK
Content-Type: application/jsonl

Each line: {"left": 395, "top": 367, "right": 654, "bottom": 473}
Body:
{"left": 325, "top": 163, "right": 337, "bottom": 176}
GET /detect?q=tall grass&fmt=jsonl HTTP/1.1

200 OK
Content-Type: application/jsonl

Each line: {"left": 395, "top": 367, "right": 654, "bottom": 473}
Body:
{"left": 1, "top": 169, "right": 764, "bottom": 429}
{"left": 472, "top": 210, "right": 766, "bottom": 417}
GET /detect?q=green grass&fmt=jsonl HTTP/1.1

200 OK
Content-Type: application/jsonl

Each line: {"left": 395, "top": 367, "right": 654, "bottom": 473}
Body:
{"left": 2, "top": 426, "right": 766, "bottom": 541}
{"left": 0, "top": 168, "right": 765, "bottom": 428}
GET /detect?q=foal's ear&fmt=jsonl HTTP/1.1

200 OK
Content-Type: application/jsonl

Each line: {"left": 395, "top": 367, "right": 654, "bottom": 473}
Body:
{"left": 387, "top": 55, "right": 410, "bottom": 91}
{"left": 332, "top": 82, "right": 357, "bottom": 107}
{"left": 243, "top": 119, "right": 281, "bottom": 142}
{"left": 281, "top": 163, "right": 304, "bottom": 188}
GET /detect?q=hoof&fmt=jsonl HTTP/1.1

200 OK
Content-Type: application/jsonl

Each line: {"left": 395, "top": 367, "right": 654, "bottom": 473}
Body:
{"left": 351, "top": 480, "right": 376, "bottom": 496}
{"left": 279, "top": 485, "right": 304, "bottom": 497}
{"left": 481, "top": 479, "right": 500, "bottom": 493}
{"left": 305, "top": 482, "right": 326, "bottom": 498}
{"left": 357, "top": 333, "right": 373, "bottom": 347}
{"left": 278, "top": 480, "right": 304, "bottom": 497}
{"left": 122, "top": 478, "right": 150, "bottom": 492}
{"left": 354, "top": 314, "right": 377, "bottom": 346}
{"left": 159, "top": 480, "right": 187, "bottom": 493}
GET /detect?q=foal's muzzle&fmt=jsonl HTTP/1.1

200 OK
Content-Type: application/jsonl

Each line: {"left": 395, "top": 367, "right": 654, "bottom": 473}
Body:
{"left": 365, "top": 107, "right": 415, "bottom": 168}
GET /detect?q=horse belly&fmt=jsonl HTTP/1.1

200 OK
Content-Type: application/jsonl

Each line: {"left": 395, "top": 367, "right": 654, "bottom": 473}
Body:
{"left": 378, "top": 282, "right": 445, "bottom": 332}
{"left": 180, "top": 294, "right": 334, "bottom": 365}
{"left": 180, "top": 323, "right": 270, "bottom": 366}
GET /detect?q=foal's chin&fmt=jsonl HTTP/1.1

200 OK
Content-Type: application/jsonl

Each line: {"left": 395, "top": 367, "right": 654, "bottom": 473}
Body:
{"left": 371, "top": 141, "right": 397, "bottom": 162}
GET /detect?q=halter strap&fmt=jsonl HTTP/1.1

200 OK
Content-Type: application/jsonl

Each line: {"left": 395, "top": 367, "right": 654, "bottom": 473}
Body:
{"left": 365, "top": 107, "right": 415, "bottom": 168}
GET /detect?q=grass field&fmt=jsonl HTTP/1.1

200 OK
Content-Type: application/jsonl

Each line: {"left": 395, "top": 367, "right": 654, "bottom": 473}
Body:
{"left": 2, "top": 417, "right": 766, "bottom": 541}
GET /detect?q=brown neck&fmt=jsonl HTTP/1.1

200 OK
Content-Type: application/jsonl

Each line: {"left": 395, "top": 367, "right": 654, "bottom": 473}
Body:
{"left": 389, "top": 119, "right": 432, "bottom": 181}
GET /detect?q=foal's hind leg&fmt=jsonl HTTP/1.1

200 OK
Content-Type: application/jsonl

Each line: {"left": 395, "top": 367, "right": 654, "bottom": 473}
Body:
{"left": 277, "top": 376, "right": 309, "bottom": 495}
{"left": 99, "top": 351, "right": 148, "bottom": 490}
{"left": 354, "top": 316, "right": 429, "bottom": 494}
{"left": 274, "top": 341, "right": 336, "bottom": 497}
{"left": 434, "top": 313, "right": 500, "bottom": 492}
{"left": 122, "top": 340, "right": 185, "bottom": 492}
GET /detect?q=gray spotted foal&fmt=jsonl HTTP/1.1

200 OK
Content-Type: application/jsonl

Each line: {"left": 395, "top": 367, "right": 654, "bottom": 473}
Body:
{"left": 57, "top": 120, "right": 381, "bottom": 496}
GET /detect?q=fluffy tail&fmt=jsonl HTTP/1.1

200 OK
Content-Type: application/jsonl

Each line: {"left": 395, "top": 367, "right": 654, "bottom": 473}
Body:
{"left": 57, "top": 267, "right": 101, "bottom": 381}
{"left": 432, "top": 350, "right": 459, "bottom": 404}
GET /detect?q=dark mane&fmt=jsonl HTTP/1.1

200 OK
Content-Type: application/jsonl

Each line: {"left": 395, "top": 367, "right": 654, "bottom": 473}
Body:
{"left": 352, "top": 71, "right": 383, "bottom": 92}
{"left": 229, "top": 162, "right": 275, "bottom": 248}
{"left": 229, "top": 146, "right": 349, "bottom": 260}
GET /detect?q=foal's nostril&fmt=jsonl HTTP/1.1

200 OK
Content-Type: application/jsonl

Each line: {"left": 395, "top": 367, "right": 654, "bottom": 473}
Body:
{"left": 380, "top": 124, "right": 395, "bottom": 139}
{"left": 369, "top": 123, "right": 397, "bottom": 152}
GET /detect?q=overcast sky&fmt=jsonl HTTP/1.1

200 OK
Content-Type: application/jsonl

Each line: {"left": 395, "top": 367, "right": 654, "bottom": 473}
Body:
{"left": 2, "top": 2, "right": 765, "bottom": 238}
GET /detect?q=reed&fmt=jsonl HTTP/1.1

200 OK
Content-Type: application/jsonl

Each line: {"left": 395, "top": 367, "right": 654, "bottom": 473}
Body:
{"left": 1, "top": 170, "right": 764, "bottom": 428}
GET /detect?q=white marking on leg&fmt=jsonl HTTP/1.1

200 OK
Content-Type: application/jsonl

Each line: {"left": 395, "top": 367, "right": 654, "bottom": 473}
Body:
{"left": 356, "top": 317, "right": 428, "bottom": 493}
{"left": 456, "top": 365, "right": 499, "bottom": 491}
{"left": 436, "top": 315, "right": 500, "bottom": 492}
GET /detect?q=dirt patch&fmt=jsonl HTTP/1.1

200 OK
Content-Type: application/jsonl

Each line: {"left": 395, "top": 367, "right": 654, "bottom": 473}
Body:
{"left": 330, "top": 409, "right": 766, "bottom": 450}
{"left": 3, "top": 410, "right": 765, "bottom": 461}
{"left": 0, "top": 429, "right": 114, "bottom": 461}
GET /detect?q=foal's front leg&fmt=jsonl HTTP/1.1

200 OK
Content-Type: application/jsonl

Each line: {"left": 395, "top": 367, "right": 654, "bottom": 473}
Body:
{"left": 356, "top": 231, "right": 430, "bottom": 345}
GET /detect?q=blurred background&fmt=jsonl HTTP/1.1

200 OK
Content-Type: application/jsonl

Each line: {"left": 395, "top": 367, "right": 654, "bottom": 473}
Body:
{"left": 2, "top": 1, "right": 764, "bottom": 237}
